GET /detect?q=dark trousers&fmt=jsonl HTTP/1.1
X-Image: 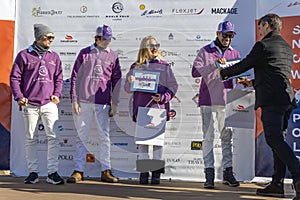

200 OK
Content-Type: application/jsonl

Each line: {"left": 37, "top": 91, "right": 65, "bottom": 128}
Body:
{"left": 261, "top": 104, "right": 300, "bottom": 182}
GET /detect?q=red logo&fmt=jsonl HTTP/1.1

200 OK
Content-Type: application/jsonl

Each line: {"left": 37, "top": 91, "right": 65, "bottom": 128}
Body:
{"left": 236, "top": 105, "right": 245, "bottom": 110}
{"left": 65, "top": 35, "right": 73, "bottom": 40}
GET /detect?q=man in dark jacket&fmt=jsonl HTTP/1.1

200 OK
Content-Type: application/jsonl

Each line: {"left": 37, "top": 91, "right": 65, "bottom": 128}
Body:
{"left": 219, "top": 13, "right": 300, "bottom": 200}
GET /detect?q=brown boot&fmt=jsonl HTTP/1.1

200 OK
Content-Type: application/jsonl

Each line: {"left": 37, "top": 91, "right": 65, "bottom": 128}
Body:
{"left": 66, "top": 170, "right": 84, "bottom": 183}
{"left": 101, "top": 169, "right": 119, "bottom": 183}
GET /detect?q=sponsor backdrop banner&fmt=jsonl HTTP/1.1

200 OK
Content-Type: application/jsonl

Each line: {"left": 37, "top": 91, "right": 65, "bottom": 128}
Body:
{"left": 255, "top": 0, "right": 300, "bottom": 178}
{"left": 10, "top": 0, "right": 256, "bottom": 181}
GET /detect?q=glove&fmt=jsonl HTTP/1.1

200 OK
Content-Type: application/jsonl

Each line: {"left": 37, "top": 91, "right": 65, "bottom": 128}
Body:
{"left": 109, "top": 104, "right": 117, "bottom": 117}
{"left": 72, "top": 101, "right": 81, "bottom": 115}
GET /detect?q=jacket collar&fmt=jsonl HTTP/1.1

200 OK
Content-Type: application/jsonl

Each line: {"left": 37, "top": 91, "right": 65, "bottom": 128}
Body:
{"left": 209, "top": 41, "right": 233, "bottom": 50}
{"left": 90, "top": 44, "right": 110, "bottom": 52}
{"left": 28, "top": 45, "right": 52, "bottom": 53}
{"left": 262, "top": 30, "right": 280, "bottom": 40}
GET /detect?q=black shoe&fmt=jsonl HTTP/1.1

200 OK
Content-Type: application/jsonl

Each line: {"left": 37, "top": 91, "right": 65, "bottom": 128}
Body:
{"left": 204, "top": 168, "right": 214, "bottom": 189}
{"left": 46, "top": 172, "right": 65, "bottom": 185}
{"left": 151, "top": 172, "right": 161, "bottom": 184}
{"left": 24, "top": 172, "right": 39, "bottom": 184}
{"left": 151, "top": 168, "right": 164, "bottom": 185}
{"left": 223, "top": 167, "right": 240, "bottom": 187}
{"left": 256, "top": 182, "right": 284, "bottom": 198}
{"left": 139, "top": 172, "right": 149, "bottom": 184}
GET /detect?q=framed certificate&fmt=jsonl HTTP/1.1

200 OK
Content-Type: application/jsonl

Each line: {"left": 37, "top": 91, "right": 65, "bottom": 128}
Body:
{"left": 130, "top": 70, "right": 160, "bottom": 93}
{"left": 216, "top": 58, "right": 251, "bottom": 79}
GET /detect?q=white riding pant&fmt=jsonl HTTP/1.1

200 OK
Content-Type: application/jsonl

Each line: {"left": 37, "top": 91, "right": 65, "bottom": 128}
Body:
{"left": 73, "top": 103, "right": 111, "bottom": 172}
{"left": 200, "top": 105, "right": 233, "bottom": 169}
{"left": 22, "top": 102, "right": 59, "bottom": 174}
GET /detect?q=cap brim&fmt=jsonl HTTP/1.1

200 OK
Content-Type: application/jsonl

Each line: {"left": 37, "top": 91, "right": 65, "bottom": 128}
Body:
{"left": 222, "top": 31, "right": 236, "bottom": 34}
{"left": 103, "top": 36, "right": 115, "bottom": 40}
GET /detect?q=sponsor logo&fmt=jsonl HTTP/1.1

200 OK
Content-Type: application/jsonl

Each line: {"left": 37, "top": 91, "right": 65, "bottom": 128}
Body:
{"left": 67, "top": 5, "right": 100, "bottom": 18}
{"left": 191, "top": 141, "right": 202, "bottom": 150}
{"left": 232, "top": 104, "right": 249, "bottom": 112}
{"left": 187, "top": 158, "right": 203, "bottom": 165}
{"left": 57, "top": 125, "right": 76, "bottom": 131}
{"left": 86, "top": 154, "right": 95, "bottom": 162}
{"left": 106, "top": 2, "right": 129, "bottom": 20}
{"left": 60, "top": 110, "right": 73, "bottom": 116}
{"left": 186, "top": 34, "right": 210, "bottom": 42}
{"left": 112, "top": 142, "right": 128, "bottom": 146}
{"left": 112, "top": 2, "right": 123, "bottom": 13}
{"left": 168, "top": 33, "right": 174, "bottom": 40}
{"left": 37, "top": 139, "right": 47, "bottom": 144}
{"left": 60, "top": 35, "right": 78, "bottom": 43}
{"left": 171, "top": 8, "right": 204, "bottom": 15}
{"left": 59, "top": 52, "right": 77, "bottom": 56}
{"left": 288, "top": 1, "right": 300, "bottom": 7}
{"left": 140, "top": 4, "right": 163, "bottom": 17}
{"left": 169, "top": 109, "right": 176, "bottom": 119}
{"left": 58, "top": 154, "right": 74, "bottom": 160}
{"left": 32, "top": 7, "right": 63, "bottom": 17}
{"left": 80, "top": 6, "right": 88, "bottom": 13}
{"left": 166, "top": 158, "right": 180, "bottom": 163}
{"left": 59, "top": 138, "right": 73, "bottom": 147}
{"left": 38, "top": 124, "right": 44, "bottom": 131}
{"left": 164, "top": 141, "right": 181, "bottom": 146}
{"left": 211, "top": 7, "right": 238, "bottom": 14}
{"left": 160, "top": 50, "right": 181, "bottom": 57}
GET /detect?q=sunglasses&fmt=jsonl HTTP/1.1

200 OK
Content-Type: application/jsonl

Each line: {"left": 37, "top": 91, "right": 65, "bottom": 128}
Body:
{"left": 45, "top": 36, "right": 55, "bottom": 40}
{"left": 222, "top": 34, "right": 234, "bottom": 39}
{"left": 149, "top": 43, "right": 160, "bottom": 49}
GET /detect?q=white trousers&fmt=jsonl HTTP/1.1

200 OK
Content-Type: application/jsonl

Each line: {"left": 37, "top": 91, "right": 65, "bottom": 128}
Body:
{"left": 22, "top": 102, "right": 59, "bottom": 174}
{"left": 73, "top": 103, "right": 111, "bottom": 172}
{"left": 137, "top": 145, "right": 163, "bottom": 160}
{"left": 200, "top": 105, "right": 233, "bottom": 169}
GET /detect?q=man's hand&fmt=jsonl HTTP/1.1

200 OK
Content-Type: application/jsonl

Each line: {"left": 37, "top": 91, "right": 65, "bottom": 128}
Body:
{"left": 237, "top": 77, "right": 253, "bottom": 88}
{"left": 51, "top": 95, "right": 60, "bottom": 104}
{"left": 72, "top": 101, "right": 81, "bottom": 115}
{"left": 109, "top": 104, "right": 117, "bottom": 117}
{"left": 17, "top": 97, "right": 28, "bottom": 106}
{"left": 216, "top": 58, "right": 227, "bottom": 65}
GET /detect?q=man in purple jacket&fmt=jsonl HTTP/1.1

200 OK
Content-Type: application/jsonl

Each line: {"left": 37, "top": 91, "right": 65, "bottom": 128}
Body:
{"left": 10, "top": 24, "right": 64, "bottom": 185}
{"left": 192, "top": 21, "right": 240, "bottom": 189}
{"left": 67, "top": 25, "right": 121, "bottom": 183}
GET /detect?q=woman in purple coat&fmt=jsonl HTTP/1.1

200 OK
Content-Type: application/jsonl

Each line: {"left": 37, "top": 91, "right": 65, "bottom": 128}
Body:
{"left": 124, "top": 36, "right": 178, "bottom": 184}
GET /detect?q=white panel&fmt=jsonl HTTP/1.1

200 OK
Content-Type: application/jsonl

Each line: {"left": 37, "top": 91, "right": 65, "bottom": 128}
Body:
{"left": 0, "top": 0, "right": 15, "bottom": 20}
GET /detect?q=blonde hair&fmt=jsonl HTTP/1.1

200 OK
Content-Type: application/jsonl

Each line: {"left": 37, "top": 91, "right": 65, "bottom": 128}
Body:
{"left": 135, "top": 36, "right": 161, "bottom": 68}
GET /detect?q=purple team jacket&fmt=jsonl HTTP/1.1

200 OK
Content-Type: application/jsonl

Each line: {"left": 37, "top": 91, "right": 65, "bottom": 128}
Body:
{"left": 124, "top": 59, "right": 178, "bottom": 121}
{"left": 10, "top": 46, "right": 63, "bottom": 106}
{"left": 70, "top": 45, "right": 121, "bottom": 105}
{"left": 192, "top": 41, "right": 240, "bottom": 106}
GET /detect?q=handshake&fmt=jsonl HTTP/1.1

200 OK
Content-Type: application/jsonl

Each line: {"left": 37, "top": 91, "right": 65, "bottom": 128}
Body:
{"left": 215, "top": 58, "right": 252, "bottom": 88}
